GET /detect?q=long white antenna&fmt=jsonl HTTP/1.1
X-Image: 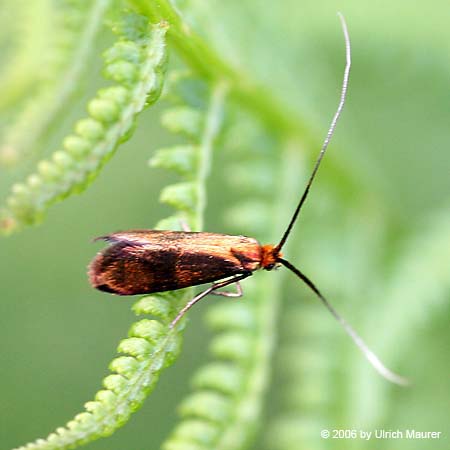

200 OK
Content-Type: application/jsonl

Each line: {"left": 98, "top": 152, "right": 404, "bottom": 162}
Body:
{"left": 278, "top": 258, "right": 409, "bottom": 385}
{"left": 276, "top": 12, "right": 351, "bottom": 252}
{"left": 275, "top": 14, "right": 409, "bottom": 384}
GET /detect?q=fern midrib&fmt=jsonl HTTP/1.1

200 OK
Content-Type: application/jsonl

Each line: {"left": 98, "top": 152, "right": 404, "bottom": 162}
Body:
{"left": 106, "top": 319, "right": 188, "bottom": 426}
{"left": 213, "top": 140, "right": 304, "bottom": 450}
{"left": 195, "top": 81, "right": 228, "bottom": 230}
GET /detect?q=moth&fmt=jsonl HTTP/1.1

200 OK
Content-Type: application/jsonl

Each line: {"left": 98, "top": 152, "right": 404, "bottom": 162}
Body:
{"left": 89, "top": 14, "right": 407, "bottom": 385}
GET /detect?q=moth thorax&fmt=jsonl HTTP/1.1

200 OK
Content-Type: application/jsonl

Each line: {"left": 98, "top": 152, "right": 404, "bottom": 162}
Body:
{"left": 260, "top": 244, "right": 281, "bottom": 271}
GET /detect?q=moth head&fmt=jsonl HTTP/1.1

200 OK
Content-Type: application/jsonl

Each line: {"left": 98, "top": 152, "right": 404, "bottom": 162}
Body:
{"left": 260, "top": 244, "right": 282, "bottom": 271}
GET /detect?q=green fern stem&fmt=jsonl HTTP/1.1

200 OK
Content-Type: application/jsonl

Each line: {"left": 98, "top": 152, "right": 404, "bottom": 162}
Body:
{"left": 1, "top": 16, "right": 167, "bottom": 234}
{"left": 126, "top": 0, "right": 368, "bottom": 216}
{"left": 128, "top": 0, "right": 304, "bottom": 138}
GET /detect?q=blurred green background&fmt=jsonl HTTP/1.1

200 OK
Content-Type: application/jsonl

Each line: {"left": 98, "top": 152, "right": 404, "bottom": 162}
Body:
{"left": 1, "top": 1, "right": 449, "bottom": 449}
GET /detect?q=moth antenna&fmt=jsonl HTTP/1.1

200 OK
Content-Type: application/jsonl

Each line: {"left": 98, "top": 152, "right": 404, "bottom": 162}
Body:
{"left": 278, "top": 257, "right": 409, "bottom": 386}
{"left": 276, "top": 12, "right": 351, "bottom": 252}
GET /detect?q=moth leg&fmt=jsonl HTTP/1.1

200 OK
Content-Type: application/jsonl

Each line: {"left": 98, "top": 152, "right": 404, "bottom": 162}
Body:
{"left": 170, "top": 273, "right": 251, "bottom": 328}
{"left": 179, "top": 219, "right": 191, "bottom": 232}
{"left": 211, "top": 280, "right": 243, "bottom": 298}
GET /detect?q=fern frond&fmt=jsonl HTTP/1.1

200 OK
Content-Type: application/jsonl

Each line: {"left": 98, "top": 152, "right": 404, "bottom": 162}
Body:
{"left": 160, "top": 123, "right": 304, "bottom": 450}
{"left": 261, "top": 206, "right": 450, "bottom": 449}
{"left": 0, "top": 0, "right": 111, "bottom": 167}
{"left": 128, "top": 0, "right": 305, "bottom": 138}
{"left": 0, "top": 14, "right": 167, "bottom": 235}
{"left": 12, "top": 72, "right": 227, "bottom": 450}
{"left": 12, "top": 292, "right": 188, "bottom": 450}
{"left": 152, "top": 79, "right": 227, "bottom": 230}
{"left": 262, "top": 304, "right": 337, "bottom": 450}
{"left": 129, "top": 0, "right": 372, "bottom": 209}
{"left": 150, "top": 145, "right": 198, "bottom": 176}
{"left": 162, "top": 280, "right": 280, "bottom": 450}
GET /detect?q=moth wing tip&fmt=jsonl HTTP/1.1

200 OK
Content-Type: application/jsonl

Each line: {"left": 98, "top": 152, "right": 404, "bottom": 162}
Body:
{"left": 92, "top": 234, "right": 111, "bottom": 243}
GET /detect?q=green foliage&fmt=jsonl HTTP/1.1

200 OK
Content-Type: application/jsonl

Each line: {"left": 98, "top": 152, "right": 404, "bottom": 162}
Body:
{"left": 1, "top": 12, "right": 167, "bottom": 233}
{"left": 160, "top": 149, "right": 269, "bottom": 450}
{"left": 8, "top": 26, "right": 229, "bottom": 446}
{"left": 1, "top": 1, "right": 449, "bottom": 450}
{"left": 13, "top": 291, "right": 187, "bottom": 450}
